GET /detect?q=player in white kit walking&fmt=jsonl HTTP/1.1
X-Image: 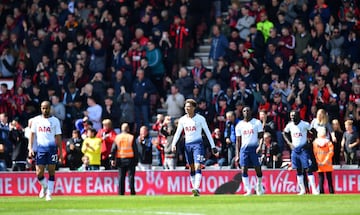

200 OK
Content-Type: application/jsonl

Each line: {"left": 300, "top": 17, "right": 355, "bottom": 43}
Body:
{"left": 235, "top": 106, "right": 264, "bottom": 196}
{"left": 171, "top": 99, "right": 218, "bottom": 196}
{"left": 28, "top": 101, "right": 63, "bottom": 201}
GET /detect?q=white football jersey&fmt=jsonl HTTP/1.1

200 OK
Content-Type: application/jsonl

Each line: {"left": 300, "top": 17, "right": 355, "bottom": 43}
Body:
{"left": 31, "top": 115, "right": 62, "bottom": 150}
{"left": 284, "top": 120, "right": 310, "bottom": 149}
{"left": 235, "top": 118, "right": 263, "bottom": 148}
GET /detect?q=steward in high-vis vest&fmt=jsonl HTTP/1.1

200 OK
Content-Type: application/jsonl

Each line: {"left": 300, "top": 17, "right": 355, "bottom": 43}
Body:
{"left": 111, "top": 123, "right": 138, "bottom": 195}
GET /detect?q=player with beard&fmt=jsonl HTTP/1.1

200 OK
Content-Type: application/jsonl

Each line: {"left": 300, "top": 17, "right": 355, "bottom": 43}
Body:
{"left": 235, "top": 106, "right": 264, "bottom": 196}
{"left": 282, "top": 110, "right": 319, "bottom": 195}
{"left": 28, "top": 101, "right": 63, "bottom": 201}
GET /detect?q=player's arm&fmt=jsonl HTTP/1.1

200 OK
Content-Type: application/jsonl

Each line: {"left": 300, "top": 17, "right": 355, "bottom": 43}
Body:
{"left": 171, "top": 120, "right": 183, "bottom": 152}
{"left": 28, "top": 131, "right": 35, "bottom": 158}
{"left": 235, "top": 135, "right": 241, "bottom": 162}
{"left": 282, "top": 131, "right": 294, "bottom": 150}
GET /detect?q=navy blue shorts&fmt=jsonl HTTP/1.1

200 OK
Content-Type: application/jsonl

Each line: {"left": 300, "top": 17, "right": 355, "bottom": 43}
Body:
{"left": 184, "top": 142, "right": 204, "bottom": 165}
{"left": 291, "top": 149, "right": 310, "bottom": 169}
{"left": 239, "top": 146, "right": 261, "bottom": 167}
{"left": 36, "top": 148, "right": 58, "bottom": 165}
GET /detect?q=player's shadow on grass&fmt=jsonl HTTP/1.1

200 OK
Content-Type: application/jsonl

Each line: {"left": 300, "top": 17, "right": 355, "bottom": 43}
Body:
{"left": 214, "top": 172, "right": 242, "bottom": 194}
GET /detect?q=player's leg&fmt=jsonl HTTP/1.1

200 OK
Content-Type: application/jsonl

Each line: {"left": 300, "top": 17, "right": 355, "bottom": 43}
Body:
{"left": 184, "top": 144, "right": 196, "bottom": 194}
{"left": 46, "top": 164, "right": 56, "bottom": 200}
{"left": 192, "top": 143, "right": 204, "bottom": 196}
{"left": 35, "top": 151, "right": 47, "bottom": 199}
{"left": 250, "top": 147, "right": 264, "bottom": 195}
{"left": 302, "top": 151, "right": 319, "bottom": 195}
{"left": 292, "top": 151, "right": 305, "bottom": 195}
{"left": 240, "top": 148, "right": 252, "bottom": 196}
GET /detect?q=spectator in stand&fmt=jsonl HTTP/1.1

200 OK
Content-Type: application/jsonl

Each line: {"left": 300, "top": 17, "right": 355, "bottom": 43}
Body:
{"left": 132, "top": 68, "right": 157, "bottom": 132}
{"left": 136, "top": 126, "right": 154, "bottom": 170}
{"left": 50, "top": 95, "right": 65, "bottom": 126}
{"left": 0, "top": 112, "right": 11, "bottom": 168}
{"left": 295, "top": 22, "right": 311, "bottom": 60}
{"left": 63, "top": 82, "right": 80, "bottom": 137}
{"left": 96, "top": 119, "right": 117, "bottom": 170}
{"left": 214, "top": 95, "right": 230, "bottom": 134}
{"left": 325, "top": 27, "right": 344, "bottom": 63}
{"left": 13, "top": 86, "right": 30, "bottom": 118}
{"left": 101, "top": 96, "right": 120, "bottom": 132}
{"left": 159, "top": 31, "right": 174, "bottom": 78}
{"left": 313, "top": 126, "right": 335, "bottom": 194}
{"left": 84, "top": 96, "right": 102, "bottom": 131}
{"left": 175, "top": 67, "right": 194, "bottom": 99}
{"left": 8, "top": 119, "right": 27, "bottom": 171}
{"left": 161, "top": 85, "right": 185, "bottom": 120}
{"left": 283, "top": 110, "right": 319, "bottom": 195}
{"left": 278, "top": 27, "right": 295, "bottom": 63}
{"left": 205, "top": 128, "right": 227, "bottom": 169}
{"left": 110, "top": 123, "right": 137, "bottom": 195}
{"left": 248, "top": 24, "right": 266, "bottom": 65}
{"left": 269, "top": 92, "right": 288, "bottom": 152}
{"left": 81, "top": 128, "right": 101, "bottom": 170}
{"left": 160, "top": 116, "right": 178, "bottom": 170}
{"left": 152, "top": 114, "right": 166, "bottom": 167}
{"left": 72, "top": 62, "right": 90, "bottom": 90}
{"left": 260, "top": 132, "right": 282, "bottom": 169}
{"left": 224, "top": 111, "right": 238, "bottom": 168}
{"left": 0, "top": 44, "right": 15, "bottom": 78}
{"left": 66, "top": 129, "right": 83, "bottom": 170}
{"left": 208, "top": 25, "right": 229, "bottom": 69}
{"left": 330, "top": 119, "right": 344, "bottom": 165}
{"left": 117, "top": 92, "right": 135, "bottom": 133}
{"left": 146, "top": 40, "right": 166, "bottom": 98}
{"left": 235, "top": 5, "right": 255, "bottom": 41}
{"left": 88, "top": 39, "right": 106, "bottom": 78}
{"left": 341, "top": 119, "right": 360, "bottom": 165}
{"left": 90, "top": 72, "right": 107, "bottom": 105}
{"left": 0, "top": 137, "right": 6, "bottom": 171}
{"left": 190, "top": 57, "right": 206, "bottom": 88}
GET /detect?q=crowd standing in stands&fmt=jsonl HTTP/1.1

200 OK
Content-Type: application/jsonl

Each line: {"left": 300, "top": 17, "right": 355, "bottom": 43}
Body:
{"left": 0, "top": 0, "right": 360, "bottom": 172}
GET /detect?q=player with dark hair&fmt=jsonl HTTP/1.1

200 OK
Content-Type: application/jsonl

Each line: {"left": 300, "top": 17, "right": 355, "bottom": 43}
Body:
{"left": 171, "top": 99, "right": 218, "bottom": 197}
{"left": 235, "top": 106, "right": 264, "bottom": 196}
{"left": 283, "top": 110, "right": 319, "bottom": 195}
{"left": 28, "top": 101, "right": 63, "bottom": 201}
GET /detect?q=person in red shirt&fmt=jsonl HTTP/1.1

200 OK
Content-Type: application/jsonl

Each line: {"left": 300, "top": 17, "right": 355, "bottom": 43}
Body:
{"left": 96, "top": 119, "right": 117, "bottom": 170}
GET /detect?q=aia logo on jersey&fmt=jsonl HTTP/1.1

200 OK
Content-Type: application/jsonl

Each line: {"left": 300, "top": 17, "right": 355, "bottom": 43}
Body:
{"left": 184, "top": 126, "right": 196, "bottom": 132}
{"left": 243, "top": 129, "right": 254, "bottom": 135}
{"left": 38, "top": 126, "right": 51, "bottom": 133}
{"left": 293, "top": 133, "right": 303, "bottom": 138}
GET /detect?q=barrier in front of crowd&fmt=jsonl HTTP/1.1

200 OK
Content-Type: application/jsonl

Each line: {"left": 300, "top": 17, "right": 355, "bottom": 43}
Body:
{"left": 0, "top": 169, "right": 359, "bottom": 196}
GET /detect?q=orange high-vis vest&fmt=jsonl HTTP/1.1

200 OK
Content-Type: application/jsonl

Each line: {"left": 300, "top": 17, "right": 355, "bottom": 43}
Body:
{"left": 313, "top": 137, "right": 334, "bottom": 172}
{"left": 115, "top": 133, "right": 135, "bottom": 159}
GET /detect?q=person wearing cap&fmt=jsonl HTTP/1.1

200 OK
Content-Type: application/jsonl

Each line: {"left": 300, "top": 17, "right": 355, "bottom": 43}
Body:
{"left": 81, "top": 128, "right": 102, "bottom": 170}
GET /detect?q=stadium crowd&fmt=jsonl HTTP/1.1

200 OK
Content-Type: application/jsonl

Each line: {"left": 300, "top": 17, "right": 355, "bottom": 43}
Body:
{"left": 0, "top": 0, "right": 360, "bottom": 172}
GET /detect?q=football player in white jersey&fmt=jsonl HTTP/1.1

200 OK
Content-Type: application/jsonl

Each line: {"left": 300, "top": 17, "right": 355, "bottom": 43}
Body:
{"left": 28, "top": 101, "right": 63, "bottom": 201}
{"left": 235, "top": 106, "right": 264, "bottom": 196}
{"left": 171, "top": 99, "right": 218, "bottom": 196}
{"left": 283, "top": 110, "right": 319, "bottom": 195}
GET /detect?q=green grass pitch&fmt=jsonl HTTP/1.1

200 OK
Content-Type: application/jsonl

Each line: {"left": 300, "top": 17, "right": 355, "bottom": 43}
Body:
{"left": 1, "top": 194, "right": 359, "bottom": 215}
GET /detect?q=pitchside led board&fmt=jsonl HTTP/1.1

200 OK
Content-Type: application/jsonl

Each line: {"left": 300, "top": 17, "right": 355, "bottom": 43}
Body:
{"left": 0, "top": 169, "right": 359, "bottom": 196}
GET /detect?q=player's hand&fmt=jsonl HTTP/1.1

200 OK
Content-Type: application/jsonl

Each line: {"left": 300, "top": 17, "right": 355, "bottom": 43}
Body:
{"left": 28, "top": 149, "right": 34, "bottom": 158}
{"left": 172, "top": 145, "right": 176, "bottom": 153}
{"left": 212, "top": 148, "right": 219, "bottom": 157}
{"left": 111, "top": 160, "right": 116, "bottom": 167}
